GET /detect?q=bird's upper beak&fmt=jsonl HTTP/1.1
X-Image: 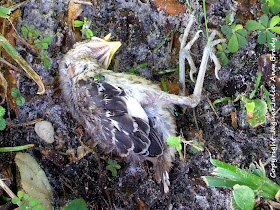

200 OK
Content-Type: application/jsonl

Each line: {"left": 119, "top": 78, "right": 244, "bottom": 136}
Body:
{"left": 102, "top": 33, "right": 121, "bottom": 69}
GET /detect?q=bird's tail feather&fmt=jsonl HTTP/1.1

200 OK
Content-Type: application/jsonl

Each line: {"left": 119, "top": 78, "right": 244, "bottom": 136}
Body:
{"left": 153, "top": 147, "right": 175, "bottom": 193}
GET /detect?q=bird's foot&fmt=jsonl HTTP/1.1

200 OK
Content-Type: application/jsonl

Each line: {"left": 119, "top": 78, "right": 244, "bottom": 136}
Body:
{"left": 178, "top": 14, "right": 226, "bottom": 107}
{"left": 206, "top": 30, "right": 226, "bottom": 80}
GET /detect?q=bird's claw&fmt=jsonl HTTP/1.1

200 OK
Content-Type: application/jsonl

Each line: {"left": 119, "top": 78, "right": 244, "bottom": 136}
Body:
{"left": 179, "top": 14, "right": 226, "bottom": 105}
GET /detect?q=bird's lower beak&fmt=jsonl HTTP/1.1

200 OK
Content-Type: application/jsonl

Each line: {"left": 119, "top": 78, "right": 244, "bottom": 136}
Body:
{"left": 105, "top": 41, "right": 121, "bottom": 69}
{"left": 103, "top": 33, "right": 121, "bottom": 69}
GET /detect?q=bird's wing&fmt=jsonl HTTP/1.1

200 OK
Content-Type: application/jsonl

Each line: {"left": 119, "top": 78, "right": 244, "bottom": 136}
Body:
{"left": 74, "top": 79, "right": 163, "bottom": 157}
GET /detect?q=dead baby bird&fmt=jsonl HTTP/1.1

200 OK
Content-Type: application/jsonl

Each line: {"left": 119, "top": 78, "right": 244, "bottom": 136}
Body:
{"left": 59, "top": 15, "right": 225, "bottom": 193}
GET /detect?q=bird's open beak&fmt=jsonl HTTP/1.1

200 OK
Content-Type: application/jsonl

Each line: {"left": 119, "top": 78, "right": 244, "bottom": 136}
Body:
{"left": 103, "top": 33, "right": 121, "bottom": 69}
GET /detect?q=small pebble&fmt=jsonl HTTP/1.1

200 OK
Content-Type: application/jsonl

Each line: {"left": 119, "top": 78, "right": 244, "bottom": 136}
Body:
{"left": 34, "top": 121, "right": 55, "bottom": 144}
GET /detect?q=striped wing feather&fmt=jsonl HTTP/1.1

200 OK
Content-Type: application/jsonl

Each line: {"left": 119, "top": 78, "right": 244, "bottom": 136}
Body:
{"left": 75, "top": 79, "right": 163, "bottom": 157}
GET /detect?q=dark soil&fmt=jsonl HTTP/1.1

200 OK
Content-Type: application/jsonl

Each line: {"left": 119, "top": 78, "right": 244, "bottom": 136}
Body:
{"left": 0, "top": 0, "right": 279, "bottom": 209}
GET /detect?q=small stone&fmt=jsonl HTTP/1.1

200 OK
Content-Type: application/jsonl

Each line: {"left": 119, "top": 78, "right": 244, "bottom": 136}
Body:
{"left": 34, "top": 121, "right": 55, "bottom": 144}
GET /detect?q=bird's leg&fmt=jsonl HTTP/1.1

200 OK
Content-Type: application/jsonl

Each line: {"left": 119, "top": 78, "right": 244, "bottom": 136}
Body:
{"left": 179, "top": 14, "right": 202, "bottom": 96}
{"left": 156, "top": 27, "right": 225, "bottom": 108}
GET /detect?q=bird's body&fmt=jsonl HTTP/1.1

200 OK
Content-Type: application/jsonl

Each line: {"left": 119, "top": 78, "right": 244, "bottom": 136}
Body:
{"left": 60, "top": 39, "right": 177, "bottom": 192}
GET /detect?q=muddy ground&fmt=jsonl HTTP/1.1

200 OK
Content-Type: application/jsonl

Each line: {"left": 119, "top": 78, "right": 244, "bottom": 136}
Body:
{"left": 0, "top": 0, "right": 279, "bottom": 209}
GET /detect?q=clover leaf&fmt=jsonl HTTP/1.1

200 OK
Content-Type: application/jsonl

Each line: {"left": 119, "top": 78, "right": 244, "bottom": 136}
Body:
{"left": 106, "top": 159, "right": 121, "bottom": 176}
{"left": 166, "top": 136, "right": 182, "bottom": 151}
{"left": 217, "top": 43, "right": 229, "bottom": 65}
{"left": 221, "top": 24, "right": 247, "bottom": 53}
{"left": 246, "top": 15, "right": 280, "bottom": 49}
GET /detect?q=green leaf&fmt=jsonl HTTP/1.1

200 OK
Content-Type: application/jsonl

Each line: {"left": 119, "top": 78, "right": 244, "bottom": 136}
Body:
{"left": 0, "top": 106, "right": 5, "bottom": 118}
{"left": 257, "top": 30, "right": 267, "bottom": 44}
{"left": 249, "top": 161, "right": 266, "bottom": 178}
{"left": 221, "top": 25, "right": 232, "bottom": 35}
{"left": 271, "top": 26, "right": 280, "bottom": 33}
{"left": 11, "top": 87, "right": 20, "bottom": 97}
{"left": 21, "top": 26, "right": 28, "bottom": 37}
{"left": 40, "top": 51, "right": 48, "bottom": 57}
{"left": 166, "top": 136, "right": 182, "bottom": 151}
{"left": 228, "top": 33, "right": 239, "bottom": 53}
{"left": 166, "top": 136, "right": 181, "bottom": 147}
{"left": 0, "top": 6, "right": 11, "bottom": 18}
{"left": 41, "top": 42, "right": 48, "bottom": 49}
{"left": 63, "top": 198, "right": 88, "bottom": 210}
{"left": 12, "top": 197, "right": 20, "bottom": 204}
{"left": 269, "top": 15, "right": 280, "bottom": 28}
{"left": 43, "top": 58, "right": 51, "bottom": 68}
{"left": 34, "top": 29, "right": 41, "bottom": 37}
{"left": 231, "top": 196, "right": 243, "bottom": 210}
{"left": 270, "top": 5, "right": 280, "bottom": 14}
{"left": 236, "top": 28, "right": 247, "bottom": 37}
{"left": 226, "top": 14, "right": 235, "bottom": 25}
{"left": 216, "top": 44, "right": 223, "bottom": 51}
{"left": 106, "top": 165, "right": 117, "bottom": 176}
{"left": 19, "top": 201, "right": 27, "bottom": 210}
{"left": 106, "top": 159, "right": 121, "bottom": 176}
{"left": 176, "top": 144, "right": 182, "bottom": 151}
{"left": 29, "top": 25, "right": 35, "bottom": 30}
{"left": 217, "top": 51, "right": 229, "bottom": 65}
{"left": 234, "top": 24, "right": 243, "bottom": 31}
{"left": 34, "top": 39, "right": 41, "bottom": 44}
{"left": 42, "top": 35, "right": 52, "bottom": 43}
{"left": 222, "top": 43, "right": 227, "bottom": 50}
{"left": 236, "top": 33, "right": 247, "bottom": 47}
{"left": 85, "top": 29, "right": 93, "bottom": 38}
{"left": 245, "top": 101, "right": 255, "bottom": 113}
{"left": 17, "top": 191, "right": 24, "bottom": 199}
{"left": 268, "top": 0, "right": 275, "bottom": 7}
{"left": 74, "top": 20, "right": 84, "bottom": 27}
{"left": 33, "top": 205, "right": 44, "bottom": 210}
{"left": 16, "top": 96, "right": 25, "bottom": 106}
{"left": 0, "top": 117, "right": 6, "bottom": 131}
{"left": 115, "top": 165, "right": 121, "bottom": 170}
{"left": 246, "top": 20, "right": 266, "bottom": 31}
{"left": 233, "top": 185, "right": 255, "bottom": 210}
{"left": 2, "top": 196, "right": 11, "bottom": 202}
{"left": 28, "top": 31, "right": 33, "bottom": 40}
{"left": 262, "top": 3, "right": 270, "bottom": 14}
{"left": 247, "top": 99, "right": 268, "bottom": 127}
{"left": 260, "top": 15, "right": 269, "bottom": 27}
{"left": 23, "top": 193, "right": 30, "bottom": 199}
{"left": 267, "top": 31, "right": 280, "bottom": 49}
{"left": 28, "top": 197, "right": 39, "bottom": 207}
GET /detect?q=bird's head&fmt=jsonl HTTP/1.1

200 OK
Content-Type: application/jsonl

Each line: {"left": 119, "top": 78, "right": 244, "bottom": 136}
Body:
{"left": 59, "top": 33, "right": 121, "bottom": 79}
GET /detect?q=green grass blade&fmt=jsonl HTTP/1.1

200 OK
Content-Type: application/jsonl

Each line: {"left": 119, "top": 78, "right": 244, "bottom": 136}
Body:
{"left": 0, "top": 35, "right": 45, "bottom": 94}
{"left": 210, "top": 159, "right": 280, "bottom": 198}
{"left": 262, "top": 85, "right": 272, "bottom": 113}
{"left": 203, "top": 176, "right": 242, "bottom": 188}
{"left": 153, "top": 31, "right": 172, "bottom": 53}
{"left": 213, "top": 97, "right": 232, "bottom": 106}
{"left": 249, "top": 71, "right": 262, "bottom": 99}
{"left": 160, "top": 78, "right": 168, "bottom": 92}
{"left": 0, "top": 144, "right": 34, "bottom": 152}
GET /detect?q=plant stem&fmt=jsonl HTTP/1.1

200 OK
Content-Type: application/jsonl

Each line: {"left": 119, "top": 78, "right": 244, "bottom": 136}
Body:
{"left": 202, "top": 0, "right": 209, "bottom": 41}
